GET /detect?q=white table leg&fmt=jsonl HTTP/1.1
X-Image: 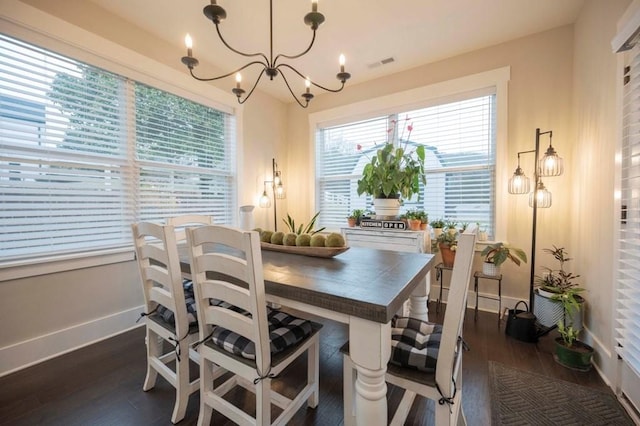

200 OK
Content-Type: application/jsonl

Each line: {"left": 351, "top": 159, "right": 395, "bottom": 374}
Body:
{"left": 408, "top": 270, "right": 430, "bottom": 320}
{"left": 349, "top": 316, "right": 391, "bottom": 426}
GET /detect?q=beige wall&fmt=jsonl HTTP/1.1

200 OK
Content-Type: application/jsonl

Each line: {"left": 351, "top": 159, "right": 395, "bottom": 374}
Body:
{"left": 572, "top": 0, "right": 631, "bottom": 378}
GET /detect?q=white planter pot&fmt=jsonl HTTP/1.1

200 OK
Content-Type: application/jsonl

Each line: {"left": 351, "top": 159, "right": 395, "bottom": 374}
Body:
{"left": 533, "top": 290, "right": 584, "bottom": 330}
{"left": 482, "top": 262, "right": 500, "bottom": 276}
{"left": 433, "top": 228, "right": 443, "bottom": 238}
{"left": 373, "top": 198, "right": 401, "bottom": 218}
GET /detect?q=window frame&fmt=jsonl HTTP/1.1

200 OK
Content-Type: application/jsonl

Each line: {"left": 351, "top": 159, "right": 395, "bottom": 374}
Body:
{"left": 0, "top": 3, "right": 241, "bottom": 281}
{"left": 308, "top": 67, "right": 510, "bottom": 239}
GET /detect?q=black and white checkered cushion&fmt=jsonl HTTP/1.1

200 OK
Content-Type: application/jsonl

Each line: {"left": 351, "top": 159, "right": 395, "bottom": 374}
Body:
{"left": 389, "top": 316, "right": 442, "bottom": 372}
{"left": 210, "top": 309, "right": 313, "bottom": 360}
{"left": 156, "top": 280, "right": 198, "bottom": 326}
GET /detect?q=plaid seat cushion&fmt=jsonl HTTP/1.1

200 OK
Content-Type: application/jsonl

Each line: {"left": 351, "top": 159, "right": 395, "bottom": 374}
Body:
{"left": 210, "top": 309, "right": 313, "bottom": 360}
{"left": 389, "top": 316, "right": 442, "bottom": 372}
{"left": 156, "top": 280, "right": 198, "bottom": 326}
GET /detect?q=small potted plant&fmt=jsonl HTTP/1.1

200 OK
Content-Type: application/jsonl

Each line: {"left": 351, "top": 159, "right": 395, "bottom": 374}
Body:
{"left": 404, "top": 209, "right": 422, "bottom": 231}
{"left": 430, "top": 218, "right": 445, "bottom": 238}
{"left": 436, "top": 229, "right": 458, "bottom": 267}
{"left": 534, "top": 246, "right": 585, "bottom": 329}
{"left": 554, "top": 287, "right": 593, "bottom": 371}
{"left": 347, "top": 209, "right": 365, "bottom": 227}
{"left": 480, "top": 242, "right": 527, "bottom": 276}
{"left": 444, "top": 219, "right": 458, "bottom": 236}
{"left": 415, "top": 210, "right": 428, "bottom": 230}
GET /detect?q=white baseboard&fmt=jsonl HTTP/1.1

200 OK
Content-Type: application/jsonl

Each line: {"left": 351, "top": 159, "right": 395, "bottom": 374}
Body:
{"left": 0, "top": 305, "right": 144, "bottom": 378}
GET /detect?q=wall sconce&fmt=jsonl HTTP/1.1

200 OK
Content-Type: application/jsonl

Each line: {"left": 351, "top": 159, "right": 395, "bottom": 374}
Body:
{"left": 259, "top": 158, "right": 285, "bottom": 230}
{"left": 508, "top": 128, "right": 563, "bottom": 312}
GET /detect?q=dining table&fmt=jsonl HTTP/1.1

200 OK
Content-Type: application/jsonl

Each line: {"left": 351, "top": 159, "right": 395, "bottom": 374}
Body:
{"left": 180, "top": 245, "right": 435, "bottom": 426}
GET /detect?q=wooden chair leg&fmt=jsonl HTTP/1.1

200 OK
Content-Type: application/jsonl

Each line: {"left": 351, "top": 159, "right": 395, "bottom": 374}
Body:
{"left": 170, "top": 339, "right": 191, "bottom": 424}
{"left": 308, "top": 340, "right": 320, "bottom": 408}
{"left": 256, "top": 377, "right": 271, "bottom": 425}
{"left": 197, "top": 358, "right": 214, "bottom": 426}
{"left": 143, "top": 329, "right": 160, "bottom": 391}
{"left": 342, "top": 354, "right": 356, "bottom": 426}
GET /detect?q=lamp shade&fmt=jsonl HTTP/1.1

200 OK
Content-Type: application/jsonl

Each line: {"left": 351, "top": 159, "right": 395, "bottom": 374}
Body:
{"left": 275, "top": 183, "right": 286, "bottom": 199}
{"left": 529, "top": 181, "right": 552, "bottom": 208}
{"left": 539, "top": 145, "right": 564, "bottom": 177}
{"left": 259, "top": 191, "right": 271, "bottom": 208}
{"left": 508, "top": 166, "right": 530, "bottom": 194}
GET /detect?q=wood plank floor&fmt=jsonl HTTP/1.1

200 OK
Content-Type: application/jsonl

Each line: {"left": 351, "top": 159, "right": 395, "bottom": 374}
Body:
{"left": 0, "top": 303, "right": 613, "bottom": 426}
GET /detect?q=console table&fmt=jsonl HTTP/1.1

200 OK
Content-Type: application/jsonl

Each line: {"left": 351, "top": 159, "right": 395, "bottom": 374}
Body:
{"left": 341, "top": 227, "right": 431, "bottom": 318}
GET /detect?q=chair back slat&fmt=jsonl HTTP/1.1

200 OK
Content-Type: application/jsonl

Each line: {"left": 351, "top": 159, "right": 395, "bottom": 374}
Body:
{"left": 435, "top": 226, "right": 477, "bottom": 395}
{"left": 131, "top": 221, "right": 189, "bottom": 336}
{"left": 187, "top": 225, "right": 271, "bottom": 371}
{"left": 166, "top": 215, "right": 214, "bottom": 243}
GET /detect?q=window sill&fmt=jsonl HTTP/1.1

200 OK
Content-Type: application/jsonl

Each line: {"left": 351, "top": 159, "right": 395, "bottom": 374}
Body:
{"left": 0, "top": 247, "right": 135, "bottom": 282}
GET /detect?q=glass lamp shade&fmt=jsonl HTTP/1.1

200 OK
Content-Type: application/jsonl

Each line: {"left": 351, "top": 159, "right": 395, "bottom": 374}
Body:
{"left": 508, "top": 167, "right": 530, "bottom": 194}
{"left": 275, "top": 183, "right": 286, "bottom": 199}
{"left": 259, "top": 191, "right": 271, "bottom": 208}
{"left": 529, "top": 182, "right": 552, "bottom": 208}
{"left": 539, "top": 146, "right": 564, "bottom": 177}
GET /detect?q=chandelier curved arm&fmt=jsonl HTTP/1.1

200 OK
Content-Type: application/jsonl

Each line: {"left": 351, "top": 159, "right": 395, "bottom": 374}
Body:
{"left": 236, "top": 68, "right": 268, "bottom": 105}
{"left": 278, "top": 70, "right": 310, "bottom": 109}
{"left": 277, "top": 63, "right": 347, "bottom": 93}
{"left": 273, "top": 30, "right": 318, "bottom": 66}
{"left": 188, "top": 60, "right": 267, "bottom": 82}
{"left": 213, "top": 22, "right": 269, "bottom": 64}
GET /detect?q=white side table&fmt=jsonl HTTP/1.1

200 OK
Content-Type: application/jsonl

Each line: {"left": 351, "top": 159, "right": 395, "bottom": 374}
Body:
{"left": 341, "top": 227, "right": 432, "bottom": 320}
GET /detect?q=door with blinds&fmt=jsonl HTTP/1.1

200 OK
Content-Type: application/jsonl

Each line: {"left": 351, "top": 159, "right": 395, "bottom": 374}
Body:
{"left": 615, "top": 18, "right": 640, "bottom": 415}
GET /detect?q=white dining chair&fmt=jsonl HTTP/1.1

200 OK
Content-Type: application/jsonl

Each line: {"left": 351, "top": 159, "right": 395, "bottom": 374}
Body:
{"left": 186, "top": 224, "right": 322, "bottom": 426}
{"left": 131, "top": 221, "right": 201, "bottom": 424}
{"left": 343, "top": 227, "right": 477, "bottom": 426}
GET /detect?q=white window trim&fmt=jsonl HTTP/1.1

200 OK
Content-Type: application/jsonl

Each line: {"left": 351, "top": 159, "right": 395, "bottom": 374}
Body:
{"left": 0, "top": 0, "right": 243, "bottom": 280}
{"left": 308, "top": 66, "right": 511, "bottom": 240}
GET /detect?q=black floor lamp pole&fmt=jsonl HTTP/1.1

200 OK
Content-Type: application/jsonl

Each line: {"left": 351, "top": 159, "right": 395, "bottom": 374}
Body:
{"left": 529, "top": 128, "right": 541, "bottom": 310}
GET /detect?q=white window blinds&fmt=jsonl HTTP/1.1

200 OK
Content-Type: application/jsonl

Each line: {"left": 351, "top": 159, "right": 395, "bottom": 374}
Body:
{"left": 616, "top": 42, "right": 640, "bottom": 383}
{"left": 315, "top": 92, "right": 496, "bottom": 235}
{"left": 0, "top": 34, "right": 236, "bottom": 261}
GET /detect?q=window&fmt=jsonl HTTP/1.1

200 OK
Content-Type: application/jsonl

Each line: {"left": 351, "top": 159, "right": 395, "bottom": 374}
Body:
{"left": 315, "top": 91, "right": 496, "bottom": 236}
{"left": 0, "top": 34, "right": 236, "bottom": 262}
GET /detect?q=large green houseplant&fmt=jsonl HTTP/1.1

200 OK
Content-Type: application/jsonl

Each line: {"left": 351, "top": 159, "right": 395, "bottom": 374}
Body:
{"left": 554, "top": 287, "right": 594, "bottom": 371}
{"left": 356, "top": 119, "right": 426, "bottom": 217}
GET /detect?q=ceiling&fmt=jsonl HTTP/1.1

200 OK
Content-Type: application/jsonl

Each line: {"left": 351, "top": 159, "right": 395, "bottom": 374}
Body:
{"left": 90, "top": 0, "right": 586, "bottom": 103}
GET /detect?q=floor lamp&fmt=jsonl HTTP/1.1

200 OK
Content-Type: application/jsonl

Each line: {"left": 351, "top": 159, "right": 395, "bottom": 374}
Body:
{"left": 259, "top": 158, "right": 286, "bottom": 231}
{"left": 508, "top": 128, "right": 563, "bottom": 310}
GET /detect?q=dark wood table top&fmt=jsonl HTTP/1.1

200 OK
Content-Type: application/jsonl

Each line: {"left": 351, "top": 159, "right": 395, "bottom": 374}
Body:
{"left": 181, "top": 246, "right": 435, "bottom": 324}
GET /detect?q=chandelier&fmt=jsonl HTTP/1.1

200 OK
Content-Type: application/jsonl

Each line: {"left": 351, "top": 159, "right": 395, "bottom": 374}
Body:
{"left": 181, "top": 0, "right": 351, "bottom": 108}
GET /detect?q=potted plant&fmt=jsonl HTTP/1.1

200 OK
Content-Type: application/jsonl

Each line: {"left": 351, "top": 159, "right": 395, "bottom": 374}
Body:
{"left": 347, "top": 208, "right": 365, "bottom": 227}
{"left": 404, "top": 209, "right": 422, "bottom": 231}
{"left": 480, "top": 242, "right": 527, "bottom": 276}
{"left": 534, "top": 246, "right": 585, "bottom": 329}
{"left": 430, "top": 218, "right": 445, "bottom": 238}
{"left": 554, "top": 287, "right": 594, "bottom": 371}
{"left": 444, "top": 220, "right": 458, "bottom": 236}
{"left": 436, "top": 228, "right": 458, "bottom": 267}
{"left": 356, "top": 118, "right": 426, "bottom": 218}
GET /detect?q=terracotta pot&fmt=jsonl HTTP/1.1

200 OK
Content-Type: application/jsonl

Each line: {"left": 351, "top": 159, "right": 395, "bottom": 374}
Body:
{"left": 347, "top": 218, "right": 356, "bottom": 227}
{"left": 408, "top": 219, "right": 422, "bottom": 231}
{"left": 439, "top": 243, "right": 456, "bottom": 267}
{"left": 420, "top": 222, "right": 428, "bottom": 231}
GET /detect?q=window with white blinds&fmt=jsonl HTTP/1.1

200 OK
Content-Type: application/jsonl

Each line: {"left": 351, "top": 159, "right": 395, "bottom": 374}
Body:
{"left": 315, "top": 92, "right": 496, "bottom": 235}
{"left": 616, "top": 42, "right": 640, "bottom": 385}
{"left": 0, "top": 34, "right": 236, "bottom": 261}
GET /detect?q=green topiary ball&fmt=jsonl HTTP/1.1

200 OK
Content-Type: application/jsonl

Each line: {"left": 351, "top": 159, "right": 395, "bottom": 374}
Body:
{"left": 252, "top": 227, "right": 263, "bottom": 233}
{"left": 310, "top": 234, "right": 326, "bottom": 247}
{"left": 296, "top": 233, "right": 312, "bottom": 246}
{"left": 260, "top": 230, "right": 274, "bottom": 243}
{"left": 270, "top": 231, "right": 285, "bottom": 245}
{"left": 283, "top": 232, "right": 298, "bottom": 246}
{"left": 325, "top": 232, "right": 345, "bottom": 247}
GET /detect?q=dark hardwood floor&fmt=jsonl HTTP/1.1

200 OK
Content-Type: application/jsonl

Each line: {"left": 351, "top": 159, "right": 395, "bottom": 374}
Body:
{"left": 0, "top": 303, "right": 613, "bottom": 426}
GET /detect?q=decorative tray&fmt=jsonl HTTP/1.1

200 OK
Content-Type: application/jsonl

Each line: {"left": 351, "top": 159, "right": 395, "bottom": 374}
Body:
{"left": 260, "top": 242, "right": 349, "bottom": 258}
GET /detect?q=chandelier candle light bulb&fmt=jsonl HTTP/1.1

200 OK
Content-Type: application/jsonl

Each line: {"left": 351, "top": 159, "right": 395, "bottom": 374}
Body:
{"left": 235, "top": 73, "right": 242, "bottom": 89}
{"left": 185, "top": 34, "right": 193, "bottom": 57}
{"left": 312, "top": 0, "right": 318, "bottom": 12}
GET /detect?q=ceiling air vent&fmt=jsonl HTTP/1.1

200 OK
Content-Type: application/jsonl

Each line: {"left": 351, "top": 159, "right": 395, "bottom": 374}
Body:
{"left": 367, "top": 57, "right": 395, "bottom": 69}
